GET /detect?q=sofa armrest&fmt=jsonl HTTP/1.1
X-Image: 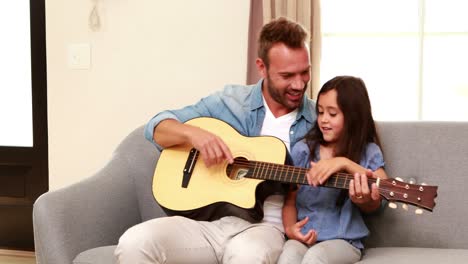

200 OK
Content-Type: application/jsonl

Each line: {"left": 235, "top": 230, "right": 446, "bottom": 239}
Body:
{"left": 33, "top": 153, "right": 142, "bottom": 264}
{"left": 33, "top": 124, "right": 165, "bottom": 264}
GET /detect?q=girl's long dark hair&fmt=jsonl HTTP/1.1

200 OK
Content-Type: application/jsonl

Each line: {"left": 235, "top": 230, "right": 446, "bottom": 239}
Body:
{"left": 306, "top": 76, "right": 381, "bottom": 163}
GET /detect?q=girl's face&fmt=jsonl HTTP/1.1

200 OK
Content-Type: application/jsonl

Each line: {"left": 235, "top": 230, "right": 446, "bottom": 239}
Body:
{"left": 317, "top": 89, "right": 344, "bottom": 145}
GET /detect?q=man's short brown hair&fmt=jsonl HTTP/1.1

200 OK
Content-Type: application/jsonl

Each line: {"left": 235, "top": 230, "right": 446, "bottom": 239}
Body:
{"left": 258, "top": 17, "right": 309, "bottom": 68}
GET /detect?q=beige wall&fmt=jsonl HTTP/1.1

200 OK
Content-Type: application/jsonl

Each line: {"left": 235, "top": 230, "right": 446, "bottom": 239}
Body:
{"left": 46, "top": 0, "right": 250, "bottom": 190}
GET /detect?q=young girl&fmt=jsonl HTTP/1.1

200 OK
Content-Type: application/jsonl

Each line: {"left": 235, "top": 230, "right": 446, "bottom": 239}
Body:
{"left": 278, "top": 76, "right": 388, "bottom": 264}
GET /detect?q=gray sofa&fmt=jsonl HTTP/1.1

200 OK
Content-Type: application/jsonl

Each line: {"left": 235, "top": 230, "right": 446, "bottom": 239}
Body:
{"left": 33, "top": 122, "right": 468, "bottom": 264}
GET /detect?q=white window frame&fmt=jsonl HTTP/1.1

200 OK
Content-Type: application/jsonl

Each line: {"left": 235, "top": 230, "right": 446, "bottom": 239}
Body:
{"left": 320, "top": 0, "right": 468, "bottom": 121}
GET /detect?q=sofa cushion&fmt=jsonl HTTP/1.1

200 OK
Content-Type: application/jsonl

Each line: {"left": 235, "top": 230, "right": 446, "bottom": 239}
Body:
{"left": 73, "top": 245, "right": 116, "bottom": 264}
{"left": 358, "top": 247, "right": 468, "bottom": 263}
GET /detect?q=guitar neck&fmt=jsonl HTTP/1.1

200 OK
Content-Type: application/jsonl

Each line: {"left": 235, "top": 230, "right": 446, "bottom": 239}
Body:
{"left": 242, "top": 160, "right": 372, "bottom": 190}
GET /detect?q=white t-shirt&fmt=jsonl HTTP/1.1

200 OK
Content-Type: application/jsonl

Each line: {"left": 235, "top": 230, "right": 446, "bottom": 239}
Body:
{"left": 260, "top": 97, "right": 298, "bottom": 231}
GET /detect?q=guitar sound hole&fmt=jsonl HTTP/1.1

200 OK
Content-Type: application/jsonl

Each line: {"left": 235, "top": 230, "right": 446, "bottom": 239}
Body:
{"left": 226, "top": 157, "right": 250, "bottom": 181}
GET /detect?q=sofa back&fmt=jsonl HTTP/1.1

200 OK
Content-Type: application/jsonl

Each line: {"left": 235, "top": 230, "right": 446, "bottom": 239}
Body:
{"left": 364, "top": 122, "right": 468, "bottom": 249}
{"left": 115, "top": 126, "right": 167, "bottom": 222}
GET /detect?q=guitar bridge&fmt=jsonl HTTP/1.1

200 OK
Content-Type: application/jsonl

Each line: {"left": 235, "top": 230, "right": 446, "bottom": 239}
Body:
{"left": 182, "top": 148, "right": 199, "bottom": 188}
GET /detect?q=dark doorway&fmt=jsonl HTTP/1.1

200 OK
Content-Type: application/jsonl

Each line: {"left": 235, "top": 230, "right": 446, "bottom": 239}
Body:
{"left": 0, "top": 0, "right": 48, "bottom": 250}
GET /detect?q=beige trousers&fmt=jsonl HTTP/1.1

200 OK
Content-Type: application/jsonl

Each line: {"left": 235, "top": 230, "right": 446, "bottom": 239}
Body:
{"left": 115, "top": 216, "right": 285, "bottom": 264}
{"left": 277, "top": 239, "right": 361, "bottom": 264}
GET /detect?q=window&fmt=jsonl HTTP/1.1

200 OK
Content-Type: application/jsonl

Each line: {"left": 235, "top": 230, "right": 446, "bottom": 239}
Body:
{"left": 320, "top": 0, "right": 468, "bottom": 121}
{"left": 0, "top": 1, "right": 33, "bottom": 146}
{"left": 0, "top": 0, "right": 48, "bottom": 249}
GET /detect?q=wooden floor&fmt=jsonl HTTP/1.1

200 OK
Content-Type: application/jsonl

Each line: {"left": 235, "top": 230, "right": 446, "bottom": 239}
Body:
{"left": 0, "top": 250, "right": 35, "bottom": 264}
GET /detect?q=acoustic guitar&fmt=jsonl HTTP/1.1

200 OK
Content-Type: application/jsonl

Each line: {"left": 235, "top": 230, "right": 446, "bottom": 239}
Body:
{"left": 152, "top": 117, "right": 438, "bottom": 222}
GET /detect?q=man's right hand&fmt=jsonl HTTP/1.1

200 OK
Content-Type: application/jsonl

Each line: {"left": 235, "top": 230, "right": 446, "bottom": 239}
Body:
{"left": 153, "top": 119, "right": 234, "bottom": 167}
{"left": 285, "top": 216, "right": 317, "bottom": 246}
{"left": 187, "top": 126, "right": 234, "bottom": 167}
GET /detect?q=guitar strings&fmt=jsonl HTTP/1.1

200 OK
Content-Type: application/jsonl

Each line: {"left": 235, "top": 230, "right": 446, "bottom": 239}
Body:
{"left": 227, "top": 160, "right": 423, "bottom": 198}
{"left": 190, "top": 146, "right": 430, "bottom": 209}
{"left": 192, "top": 152, "right": 428, "bottom": 201}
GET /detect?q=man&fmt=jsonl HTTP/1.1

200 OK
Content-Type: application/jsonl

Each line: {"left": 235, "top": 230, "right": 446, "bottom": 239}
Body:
{"left": 115, "top": 17, "right": 315, "bottom": 263}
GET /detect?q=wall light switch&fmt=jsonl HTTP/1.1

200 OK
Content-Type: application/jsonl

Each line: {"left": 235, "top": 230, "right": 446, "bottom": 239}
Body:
{"left": 67, "top": 43, "right": 91, "bottom": 69}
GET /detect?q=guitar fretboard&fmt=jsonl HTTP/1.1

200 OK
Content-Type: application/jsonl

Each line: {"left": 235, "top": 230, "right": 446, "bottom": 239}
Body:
{"left": 238, "top": 160, "right": 362, "bottom": 190}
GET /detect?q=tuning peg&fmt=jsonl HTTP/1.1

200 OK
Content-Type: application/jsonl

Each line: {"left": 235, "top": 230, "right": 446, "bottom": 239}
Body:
{"left": 408, "top": 178, "right": 416, "bottom": 184}
{"left": 415, "top": 182, "right": 427, "bottom": 214}
{"left": 388, "top": 202, "right": 398, "bottom": 209}
{"left": 395, "top": 177, "right": 404, "bottom": 182}
{"left": 402, "top": 203, "right": 409, "bottom": 211}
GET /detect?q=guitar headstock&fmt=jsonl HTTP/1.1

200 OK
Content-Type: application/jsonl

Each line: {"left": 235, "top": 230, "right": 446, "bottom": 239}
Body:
{"left": 378, "top": 177, "right": 438, "bottom": 212}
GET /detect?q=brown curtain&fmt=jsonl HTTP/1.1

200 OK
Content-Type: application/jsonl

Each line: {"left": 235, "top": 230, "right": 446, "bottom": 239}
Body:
{"left": 246, "top": 0, "right": 264, "bottom": 85}
{"left": 247, "top": 0, "right": 321, "bottom": 98}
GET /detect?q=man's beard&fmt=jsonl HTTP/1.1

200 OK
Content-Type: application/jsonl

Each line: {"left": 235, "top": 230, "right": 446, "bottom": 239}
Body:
{"left": 266, "top": 75, "right": 306, "bottom": 111}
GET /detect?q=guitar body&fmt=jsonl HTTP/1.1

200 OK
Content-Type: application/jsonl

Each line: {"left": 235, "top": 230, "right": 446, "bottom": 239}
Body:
{"left": 152, "top": 117, "right": 288, "bottom": 222}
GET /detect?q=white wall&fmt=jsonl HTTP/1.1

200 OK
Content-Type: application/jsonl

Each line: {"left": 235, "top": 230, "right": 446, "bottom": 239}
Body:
{"left": 46, "top": 0, "right": 250, "bottom": 190}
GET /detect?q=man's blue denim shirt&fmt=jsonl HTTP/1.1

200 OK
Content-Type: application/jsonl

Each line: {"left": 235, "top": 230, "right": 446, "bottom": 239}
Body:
{"left": 144, "top": 79, "right": 317, "bottom": 152}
